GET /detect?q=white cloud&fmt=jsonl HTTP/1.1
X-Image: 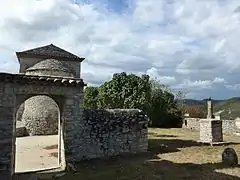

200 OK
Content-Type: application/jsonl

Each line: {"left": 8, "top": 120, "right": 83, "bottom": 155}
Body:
{"left": 175, "top": 79, "right": 213, "bottom": 90}
{"left": 146, "top": 67, "right": 176, "bottom": 85}
{"left": 0, "top": 0, "right": 240, "bottom": 99}
{"left": 213, "top": 77, "right": 226, "bottom": 84}
{"left": 225, "top": 84, "right": 240, "bottom": 90}
{"left": 133, "top": 0, "right": 165, "bottom": 25}
{"left": 174, "top": 77, "right": 226, "bottom": 90}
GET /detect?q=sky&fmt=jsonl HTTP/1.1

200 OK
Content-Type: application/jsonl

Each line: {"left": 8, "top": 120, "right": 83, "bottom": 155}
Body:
{"left": 1, "top": 0, "right": 240, "bottom": 100}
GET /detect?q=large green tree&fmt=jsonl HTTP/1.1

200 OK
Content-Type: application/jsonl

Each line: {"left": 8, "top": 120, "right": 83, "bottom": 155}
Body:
{"left": 147, "top": 80, "right": 183, "bottom": 127}
{"left": 97, "top": 72, "right": 151, "bottom": 110}
{"left": 84, "top": 86, "right": 99, "bottom": 109}
{"left": 84, "top": 72, "right": 183, "bottom": 127}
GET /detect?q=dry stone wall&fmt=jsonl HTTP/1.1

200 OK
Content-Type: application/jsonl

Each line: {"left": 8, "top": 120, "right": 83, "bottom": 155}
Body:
{"left": 182, "top": 118, "right": 200, "bottom": 131}
{"left": 222, "top": 120, "right": 237, "bottom": 134}
{"left": 15, "top": 108, "right": 149, "bottom": 159}
{"left": 183, "top": 118, "right": 237, "bottom": 134}
{"left": 76, "top": 109, "right": 149, "bottom": 160}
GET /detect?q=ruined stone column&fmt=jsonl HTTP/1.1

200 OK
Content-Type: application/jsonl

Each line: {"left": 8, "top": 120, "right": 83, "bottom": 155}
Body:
{"left": 199, "top": 97, "right": 223, "bottom": 144}
{"left": 207, "top": 97, "right": 214, "bottom": 119}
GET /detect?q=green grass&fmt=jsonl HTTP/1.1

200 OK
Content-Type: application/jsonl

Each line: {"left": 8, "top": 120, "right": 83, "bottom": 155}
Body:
{"left": 56, "top": 128, "right": 240, "bottom": 180}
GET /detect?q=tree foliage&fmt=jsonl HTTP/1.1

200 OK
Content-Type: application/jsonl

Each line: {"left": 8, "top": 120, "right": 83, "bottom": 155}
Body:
{"left": 147, "top": 80, "right": 183, "bottom": 127}
{"left": 185, "top": 106, "right": 205, "bottom": 118}
{"left": 97, "top": 72, "right": 151, "bottom": 110}
{"left": 83, "top": 72, "right": 184, "bottom": 128}
{"left": 84, "top": 86, "right": 99, "bottom": 109}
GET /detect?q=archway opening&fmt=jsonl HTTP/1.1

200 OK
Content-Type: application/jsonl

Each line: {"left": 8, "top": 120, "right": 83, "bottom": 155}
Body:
{"left": 14, "top": 95, "right": 61, "bottom": 173}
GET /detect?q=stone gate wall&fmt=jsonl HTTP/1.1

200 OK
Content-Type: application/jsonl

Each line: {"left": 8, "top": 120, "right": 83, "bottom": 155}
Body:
{"left": 183, "top": 118, "right": 237, "bottom": 134}
{"left": 71, "top": 109, "right": 149, "bottom": 160}
{"left": 0, "top": 74, "right": 85, "bottom": 179}
{"left": 16, "top": 108, "right": 149, "bottom": 159}
{"left": 0, "top": 73, "right": 149, "bottom": 179}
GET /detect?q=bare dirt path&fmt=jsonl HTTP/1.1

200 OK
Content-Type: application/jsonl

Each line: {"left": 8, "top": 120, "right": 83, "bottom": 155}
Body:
{"left": 15, "top": 135, "right": 59, "bottom": 173}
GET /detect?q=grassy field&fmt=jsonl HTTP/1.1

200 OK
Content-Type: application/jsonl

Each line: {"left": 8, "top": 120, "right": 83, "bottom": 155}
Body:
{"left": 57, "top": 128, "right": 240, "bottom": 180}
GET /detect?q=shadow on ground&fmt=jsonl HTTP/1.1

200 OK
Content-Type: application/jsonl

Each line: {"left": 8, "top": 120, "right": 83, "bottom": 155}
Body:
{"left": 148, "top": 132, "right": 179, "bottom": 138}
{"left": 55, "top": 138, "right": 240, "bottom": 180}
{"left": 149, "top": 138, "right": 240, "bottom": 154}
{"left": 58, "top": 156, "right": 240, "bottom": 180}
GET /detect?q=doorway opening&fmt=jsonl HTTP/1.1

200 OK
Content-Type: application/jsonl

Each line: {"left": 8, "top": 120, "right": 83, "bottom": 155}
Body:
{"left": 14, "top": 95, "right": 63, "bottom": 173}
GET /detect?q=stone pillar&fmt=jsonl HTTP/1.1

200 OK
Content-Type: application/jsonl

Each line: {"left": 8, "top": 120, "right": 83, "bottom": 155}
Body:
{"left": 0, "top": 83, "right": 15, "bottom": 180}
{"left": 207, "top": 97, "right": 214, "bottom": 119}
{"left": 63, "top": 93, "right": 85, "bottom": 162}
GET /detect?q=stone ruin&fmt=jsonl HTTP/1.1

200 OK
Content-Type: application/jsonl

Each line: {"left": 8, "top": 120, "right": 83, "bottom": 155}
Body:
{"left": 206, "top": 97, "right": 214, "bottom": 119}
{"left": 0, "top": 44, "right": 149, "bottom": 179}
{"left": 16, "top": 55, "right": 80, "bottom": 136}
{"left": 199, "top": 97, "right": 223, "bottom": 144}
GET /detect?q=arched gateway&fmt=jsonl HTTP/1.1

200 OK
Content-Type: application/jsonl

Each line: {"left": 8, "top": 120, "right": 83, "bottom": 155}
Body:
{"left": 0, "top": 44, "right": 149, "bottom": 180}
{"left": 0, "top": 44, "right": 86, "bottom": 179}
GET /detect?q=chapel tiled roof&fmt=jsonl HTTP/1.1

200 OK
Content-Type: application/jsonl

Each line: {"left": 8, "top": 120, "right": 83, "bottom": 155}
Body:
{"left": 16, "top": 44, "right": 85, "bottom": 62}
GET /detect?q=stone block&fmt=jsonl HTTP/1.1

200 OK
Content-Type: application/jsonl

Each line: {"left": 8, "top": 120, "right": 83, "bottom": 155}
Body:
{"left": 199, "top": 119, "right": 223, "bottom": 143}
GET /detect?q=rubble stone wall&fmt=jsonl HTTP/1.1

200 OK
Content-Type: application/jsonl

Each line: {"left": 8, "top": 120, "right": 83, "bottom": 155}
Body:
{"left": 183, "top": 118, "right": 237, "bottom": 134}
{"left": 73, "top": 109, "right": 149, "bottom": 160}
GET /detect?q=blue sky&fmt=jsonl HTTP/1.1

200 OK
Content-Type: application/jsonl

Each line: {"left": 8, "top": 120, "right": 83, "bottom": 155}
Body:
{"left": 1, "top": 0, "right": 240, "bottom": 100}
{"left": 78, "top": 0, "right": 133, "bottom": 13}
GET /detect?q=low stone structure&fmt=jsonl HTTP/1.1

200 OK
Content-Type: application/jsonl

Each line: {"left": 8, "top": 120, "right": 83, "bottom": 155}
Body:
{"left": 183, "top": 118, "right": 237, "bottom": 134}
{"left": 183, "top": 118, "right": 201, "bottom": 131}
{"left": 199, "top": 98, "right": 223, "bottom": 144}
{"left": 199, "top": 119, "right": 223, "bottom": 143}
{"left": 183, "top": 98, "right": 239, "bottom": 135}
{"left": 16, "top": 108, "right": 149, "bottom": 154}
{"left": 81, "top": 109, "right": 148, "bottom": 158}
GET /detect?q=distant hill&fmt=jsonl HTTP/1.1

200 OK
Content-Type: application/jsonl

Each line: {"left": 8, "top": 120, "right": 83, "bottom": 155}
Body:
{"left": 214, "top": 97, "right": 240, "bottom": 120}
{"left": 180, "top": 97, "right": 240, "bottom": 120}
{"left": 181, "top": 99, "right": 223, "bottom": 106}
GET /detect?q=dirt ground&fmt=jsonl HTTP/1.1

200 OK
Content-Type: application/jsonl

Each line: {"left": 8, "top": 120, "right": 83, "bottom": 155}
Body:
{"left": 58, "top": 128, "right": 240, "bottom": 180}
{"left": 15, "top": 135, "right": 59, "bottom": 173}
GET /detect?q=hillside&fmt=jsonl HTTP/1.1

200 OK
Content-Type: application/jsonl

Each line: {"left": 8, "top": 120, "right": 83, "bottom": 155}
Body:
{"left": 214, "top": 97, "right": 240, "bottom": 120}
{"left": 181, "top": 97, "right": 240, "bottom": 120}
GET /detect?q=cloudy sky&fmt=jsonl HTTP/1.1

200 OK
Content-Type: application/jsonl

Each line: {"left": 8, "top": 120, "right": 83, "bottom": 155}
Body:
{"left": 1, "top": 0, "right": 240, "bottom": 100}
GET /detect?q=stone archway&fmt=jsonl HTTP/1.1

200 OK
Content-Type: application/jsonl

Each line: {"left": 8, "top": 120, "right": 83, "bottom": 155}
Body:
{"left": 16, "top": 95, "right": 62, "bottom": 136}
{"left": 14, "top": 94, "right": 63, "bottom": 173}
{"left": 0, "top": 73, "right": 85, "bottom": 179}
